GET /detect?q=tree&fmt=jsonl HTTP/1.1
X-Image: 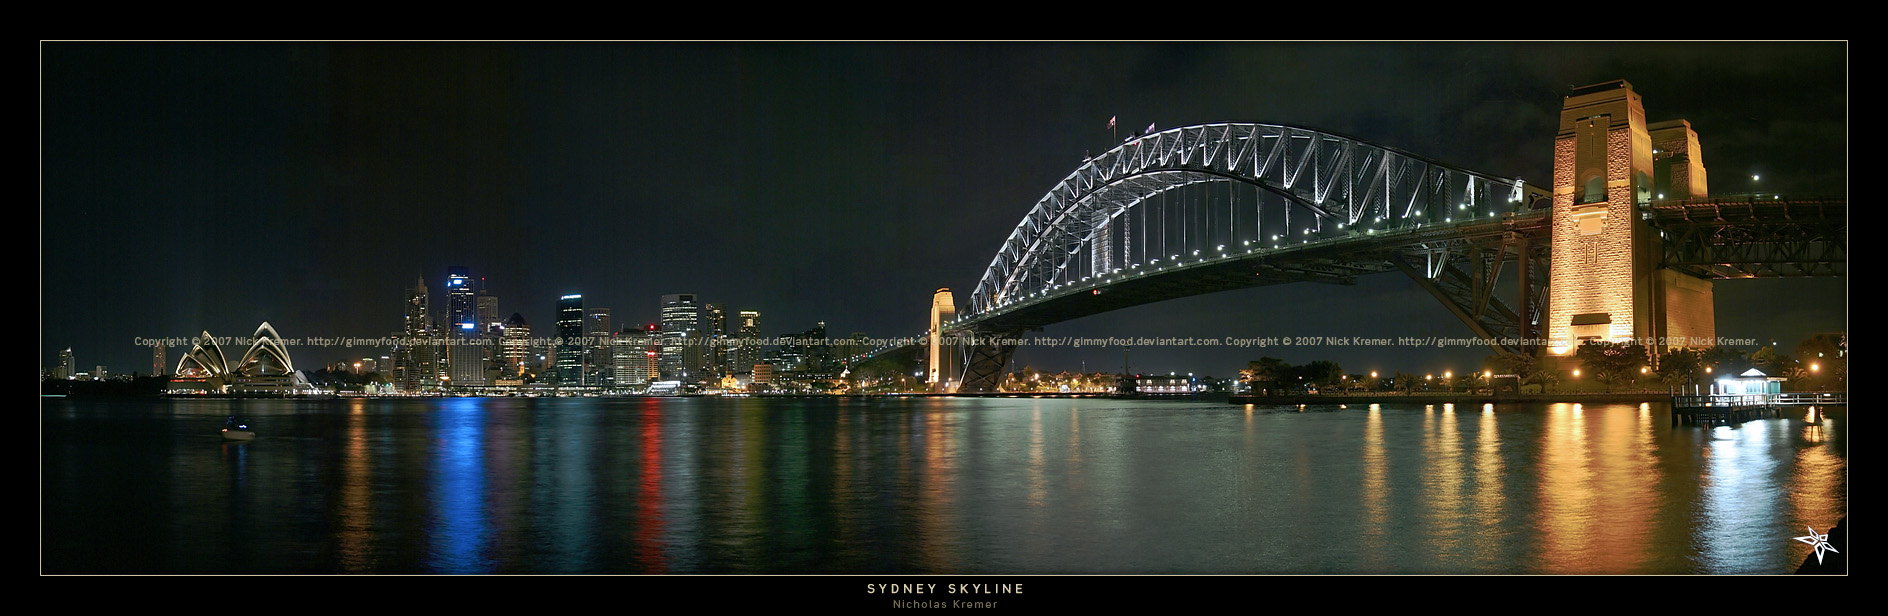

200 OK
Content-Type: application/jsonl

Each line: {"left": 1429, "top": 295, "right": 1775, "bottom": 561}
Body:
{"left": 1795, "top": 333, "right": 1847, "bottom": 390}
{"left": 1392, "top": 371, "right": 1418, "bottom": 394}
{"left": 1244, "top": 357, "right": 1290, "bottom": 395}
{"left": 1657, "top": 347, "right": 1704, "bottom": 392}
{"left": 1536, "top": 366, "right": 1561, "bottom": 394}
{"left": 1576, "top": 341, "right": 1648, "bottom": 392}
{"left": 1486, "top": 353, "right": 1538, "bottom": 391}
{"left": 1298, "top": 360, "right": 1344, "bottom": 390}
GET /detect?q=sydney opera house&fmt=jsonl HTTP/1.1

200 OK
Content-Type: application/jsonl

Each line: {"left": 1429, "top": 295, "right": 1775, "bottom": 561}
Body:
{"left": 167, "top": 322, "right": 314, "bottom": 394}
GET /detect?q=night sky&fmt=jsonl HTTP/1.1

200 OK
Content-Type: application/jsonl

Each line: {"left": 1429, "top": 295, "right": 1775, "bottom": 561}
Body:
{"left": 41, "top": 42, "right": 1848, "bottom": 378}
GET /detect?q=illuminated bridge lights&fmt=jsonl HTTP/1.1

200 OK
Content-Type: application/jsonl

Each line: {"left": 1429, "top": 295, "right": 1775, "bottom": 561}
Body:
{"left": 962, "top": 123, "right": 1542, "bottom": 323}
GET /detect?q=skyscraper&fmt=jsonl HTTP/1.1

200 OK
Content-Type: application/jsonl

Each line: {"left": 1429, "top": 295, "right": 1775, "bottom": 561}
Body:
{"left": 499, "top": 313, "right": 532, "bottom": 378}
{"left": 477, "top": 289, "right": 500, "bottom": 333}
{"left": 404, "top": 277, "right": 430, "bottom": 337}
{"left": 704, "top": 303, "right": 729, "bottom": 378}
{"left": 613, "top": 324, "right": 661, "bottom": 386}
{"left": 586, "top": 308, "right": 614, "bottom": 387}
{"left": 57, "top": 348, "right": 75, "bottom": 380}
{"left": 446, "top": 267, "right": 476, "bottom": 333}
{"left": 153, "top": 341, "right": 166, "bottom": 377}
{"left": 396, "top": 277, "right": 436, "bottom": 391}
{"left": 736, "top": 310, "right": 761, "bottom": 375}
{"left": 660, "top": 294, "right": 700, "bottom": 381}
{"left": 557, "top": 294, "right": 585, "bottom": 386}
{"left": 445, "top": 267, "right": 484, "bottom": 387}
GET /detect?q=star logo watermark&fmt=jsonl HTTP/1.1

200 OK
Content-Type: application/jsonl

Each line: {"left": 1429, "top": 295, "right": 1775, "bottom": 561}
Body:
{"left": 1794, "top": 526, "right": 1839, "bottom": 564}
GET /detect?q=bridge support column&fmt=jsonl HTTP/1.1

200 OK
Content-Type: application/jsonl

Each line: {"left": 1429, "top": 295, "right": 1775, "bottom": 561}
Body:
{"left": 929, "top": 288, "right": 959, "bottom": 392}
{"left": 1545, "top": 80, "right": 1715, "bottom": 358}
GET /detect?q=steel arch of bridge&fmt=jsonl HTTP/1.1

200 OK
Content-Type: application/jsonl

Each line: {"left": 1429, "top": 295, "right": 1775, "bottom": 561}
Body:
{"left": 965, "top": 123, "right": 1543, "bottom": 320}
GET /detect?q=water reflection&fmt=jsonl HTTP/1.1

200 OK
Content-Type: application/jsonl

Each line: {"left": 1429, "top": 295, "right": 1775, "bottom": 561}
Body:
{"left": 338, "top": 399, "right": 371, "bottom": 572}
{"left": 429, "top": 397, "right": 489, "bottom": 573}
{"left": 40, "top": 397, "right": 1846, "bottom": 574}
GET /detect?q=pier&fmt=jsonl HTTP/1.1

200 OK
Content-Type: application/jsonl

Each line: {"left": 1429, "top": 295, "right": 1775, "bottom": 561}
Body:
{"left": 1671, "top": 392, "right": 1847, "bottom": 425}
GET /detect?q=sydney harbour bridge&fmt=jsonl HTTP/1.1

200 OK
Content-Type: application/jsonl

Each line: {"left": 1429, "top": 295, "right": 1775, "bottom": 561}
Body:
{"left": 865, "top": 81, "right": 1846, "bottom": 393}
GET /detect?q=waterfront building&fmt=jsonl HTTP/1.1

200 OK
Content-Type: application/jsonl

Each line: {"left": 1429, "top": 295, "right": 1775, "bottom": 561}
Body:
{"left": 169, "top": 324, "right": 312, "bottom": 394}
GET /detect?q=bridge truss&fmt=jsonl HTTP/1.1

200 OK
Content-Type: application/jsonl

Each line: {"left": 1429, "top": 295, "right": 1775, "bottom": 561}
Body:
{"left": 928, "top": 125, "right": 1844, "bottom": 393}
{"left": 965, "top": 123, "right": 1548, "bottom": 319}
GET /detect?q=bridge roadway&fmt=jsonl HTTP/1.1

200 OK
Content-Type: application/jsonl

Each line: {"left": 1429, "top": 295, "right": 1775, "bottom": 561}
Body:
{"left": 946, "top": 209, "right": 1548, "bottom": 336}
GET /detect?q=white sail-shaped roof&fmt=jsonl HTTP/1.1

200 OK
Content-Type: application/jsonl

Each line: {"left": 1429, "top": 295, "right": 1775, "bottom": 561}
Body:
{"left": 235, "top": 322, "right": 295, "bottom": 377}
{"left": 173, "top": 331, "right": 228, "bottom": 377}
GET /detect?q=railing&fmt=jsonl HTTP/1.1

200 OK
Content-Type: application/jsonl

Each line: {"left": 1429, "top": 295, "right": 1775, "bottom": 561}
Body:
{"left": 1774, "top": 392, "right": 1847, "bottom": 405}
{"left": 1673, "top": 394, "right": 1772, "bottom": 408}
{"left": 1673, "top": 392, "right": 1848, "bottom": 408}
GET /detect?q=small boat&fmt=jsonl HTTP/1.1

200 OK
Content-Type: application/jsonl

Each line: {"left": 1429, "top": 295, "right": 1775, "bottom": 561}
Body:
{"left": 221, "top": 416, "right": 256, "bottom": 441}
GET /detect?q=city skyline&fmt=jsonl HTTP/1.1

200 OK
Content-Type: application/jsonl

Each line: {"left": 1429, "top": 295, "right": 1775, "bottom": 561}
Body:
{"left": 42, "top": 42, "right": 1847, "bottom": 376}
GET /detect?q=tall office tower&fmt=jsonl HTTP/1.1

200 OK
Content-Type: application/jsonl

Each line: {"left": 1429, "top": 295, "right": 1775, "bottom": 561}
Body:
{"left": 704, "top": 303, "right": 729, "bottom": 377}
{"left": 477, "top": 289, "right": 500, "bottom": 333}
{"left": 57, "top": 348, "right": 75, "bottom": 380}
{"left": 660, "top": 294, "right": 701, "bottom": 381}
{"left": 586, "top": 308, "right": 614, "bottom": 387}
{"left": 153, "top": 341, "right": 166, "bottom": 377}
{"left": 641, "top": 324, "right": 661, "bottom": 383}
{"left": 612, "top": 324, "right": 660, "bottom": 386}
{"left": 499, "top": 313, "right": 532, "bottom": 377}
{"left": 446, "top": 267, "right": 476, "bottom": 331}
{"left": 442, "top": 267, "right": 484, "bottom": 387}
{"left": 396, "top": 277, "right": 436, "bottom": 391}
{"left": 736, "top": 310, "right": 761, "bottom": 375}
{"left": 404, "top": 277, "right": 430, "bottom": 337}
{"left": 557, "top": 294, "right": 586, "bottom": 386}
{"left": 805, "top": 321, "right": 830, "bottom": 373}
{"left": 448, "top": 336, "right": 488, "bottom": 388}
{"left": 473, "top": 283, "right": 501, "bottom": 379}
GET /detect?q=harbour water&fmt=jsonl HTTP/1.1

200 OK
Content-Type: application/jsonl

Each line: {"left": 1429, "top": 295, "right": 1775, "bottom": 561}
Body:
{"left": 41, "top": 396, "right": 1846, "bottom": 574}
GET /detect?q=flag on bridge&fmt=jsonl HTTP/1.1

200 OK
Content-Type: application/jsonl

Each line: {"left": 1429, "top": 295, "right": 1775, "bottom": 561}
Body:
{"left": 1108, "top": 116, "right": 1116, "bottom": 129}
{"left": 1145, "top": 122, "right": 1156, "bottom": 133}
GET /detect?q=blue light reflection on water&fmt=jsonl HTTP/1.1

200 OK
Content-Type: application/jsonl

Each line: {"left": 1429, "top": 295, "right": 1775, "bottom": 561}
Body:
{"left": 428, "top": 397, "right": 488, "bottom": 573}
